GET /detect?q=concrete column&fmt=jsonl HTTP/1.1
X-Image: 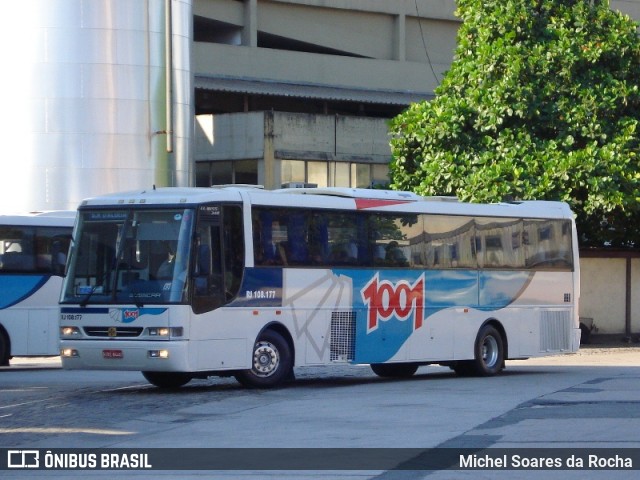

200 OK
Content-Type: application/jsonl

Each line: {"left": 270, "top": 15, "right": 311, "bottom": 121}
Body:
{"left": 263, "top": 112, "right": 277, "bottom": 189}
{"left": 243, "top": 0, "right": 258, "bottom": 47}
{"left": 394, "top": 12, "right": 406, "bottom": 61}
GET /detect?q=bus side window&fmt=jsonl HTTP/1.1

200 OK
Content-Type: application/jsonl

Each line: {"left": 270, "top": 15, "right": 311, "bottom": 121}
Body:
{"left": 253, "top": 211, "right": 276, "bottom": 265}
{"left": 0, "top": 251, "right": 29, "bottom": 271}
{"left": 50, "top": 239, "right": 67, "bottom": 275}
{"left": 287, "top": 213, "right": 308, "bottom": 264}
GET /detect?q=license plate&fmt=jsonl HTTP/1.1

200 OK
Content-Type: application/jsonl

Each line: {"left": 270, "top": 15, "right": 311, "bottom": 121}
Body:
{"left": 103, "top": 349, "right": 123, "bottom": 359}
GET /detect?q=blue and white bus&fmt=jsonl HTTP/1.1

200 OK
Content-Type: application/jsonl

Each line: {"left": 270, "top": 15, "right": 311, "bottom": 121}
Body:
{"left": 0, "top": 212, "right": 74, "bottom": 366}
{"left": 59, "top": 186, "right": 580, "bottom": 388}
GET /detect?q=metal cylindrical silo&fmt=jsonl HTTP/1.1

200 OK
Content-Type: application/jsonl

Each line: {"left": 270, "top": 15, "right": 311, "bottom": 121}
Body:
{"left": 0, "top": 0, "right": 193, "bottom": 212}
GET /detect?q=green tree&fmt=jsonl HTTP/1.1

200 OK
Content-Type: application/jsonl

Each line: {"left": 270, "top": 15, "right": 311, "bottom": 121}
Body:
{"left": 390, "top": 0, "right": 640, "bottom": 247}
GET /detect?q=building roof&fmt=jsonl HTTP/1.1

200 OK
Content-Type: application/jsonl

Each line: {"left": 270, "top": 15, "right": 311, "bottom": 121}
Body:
{"left": 194, "top": 75, "right": 433, "bottom": 106}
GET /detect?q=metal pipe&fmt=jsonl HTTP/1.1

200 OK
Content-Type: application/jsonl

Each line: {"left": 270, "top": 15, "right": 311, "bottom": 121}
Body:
{"left": 165, "top": 0, "right": 174, "bottom": 153}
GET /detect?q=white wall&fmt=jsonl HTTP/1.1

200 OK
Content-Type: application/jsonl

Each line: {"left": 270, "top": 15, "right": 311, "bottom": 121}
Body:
{"left": 580, "top": 257, "right": 640, "bottom": 335}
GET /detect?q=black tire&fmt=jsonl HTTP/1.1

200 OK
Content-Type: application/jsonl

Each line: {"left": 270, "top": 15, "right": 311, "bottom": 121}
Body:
{"left": 370, "top": 363, "right": 419, "bottom": 378}
{"left": 0, "top": 329, "right": 10, "bottom": 367}
{"left": 142, "top": 371, "right": 192, "bottom": 389}
{"left": 234, "top": 329, "right": 293, "bottom": 388}
{"left": 470, "top": 324, "right": 504, "bottom": 376}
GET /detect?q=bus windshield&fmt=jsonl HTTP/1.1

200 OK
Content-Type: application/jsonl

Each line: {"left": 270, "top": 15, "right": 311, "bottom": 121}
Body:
{"left": 61, "top": 208, "right": 195, "bottom": 305}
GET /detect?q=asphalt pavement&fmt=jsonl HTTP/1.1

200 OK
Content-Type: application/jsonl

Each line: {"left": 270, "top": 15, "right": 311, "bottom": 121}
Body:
{"left": 2, "top": 341, "right": 639, "bottom": 479}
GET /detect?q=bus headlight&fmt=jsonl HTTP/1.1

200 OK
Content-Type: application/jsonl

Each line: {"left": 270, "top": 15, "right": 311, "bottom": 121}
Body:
{"left": 148, "top": 327, "right": 169, "bottom": 336}
{"left": 148, "top": 350, "right": 170, "bottom": 359}
{"left": 147, "top": 327, "right": 183, "bottom": 337}
{"left": 60, "top": 326, "right": 81, "bottom": 337}
{"left": 61, "top": 348, "right": 79, "bottom": 358}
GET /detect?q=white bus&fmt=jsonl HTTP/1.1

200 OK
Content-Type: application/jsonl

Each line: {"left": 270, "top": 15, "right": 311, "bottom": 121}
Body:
{"left": 0, "top": 212, "right": 75, "bottom": 366}
{"left": 59, "top": 187, "right": 580, "bottom": 388}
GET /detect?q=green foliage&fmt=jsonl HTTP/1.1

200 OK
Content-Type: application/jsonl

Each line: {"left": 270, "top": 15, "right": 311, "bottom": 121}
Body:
{"left": 390, "top": 0, "right": 640, "bottom": 248}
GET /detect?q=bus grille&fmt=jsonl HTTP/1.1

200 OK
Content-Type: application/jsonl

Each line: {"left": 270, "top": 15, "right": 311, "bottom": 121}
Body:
{"left": 540, "top": 311, "right": 571, "bottom": 352}
{"left": 83, "top": 327, "right": 144, "bottom": 338}
{"left": 330, "top": 311, "right": 356, "bottom": 361}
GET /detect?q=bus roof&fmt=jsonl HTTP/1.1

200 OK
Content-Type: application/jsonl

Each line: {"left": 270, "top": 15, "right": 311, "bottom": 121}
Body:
{"left": 0, "top": 211, "right": 76, "bottom": 227}
{"left": 78, "top": 186, "right": 574, "bottom": 220}
{"left": 272, "top": 187, "right": 424, "bottom": 201}
{"left": 79, "top": 187, "right": 245, "bottom": 207}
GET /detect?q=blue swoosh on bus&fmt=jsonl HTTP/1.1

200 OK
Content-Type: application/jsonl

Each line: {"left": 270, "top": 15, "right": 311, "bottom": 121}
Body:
{"left": 117, "top": 308, "right": 167, "bottom": 324}
{"left": 346, "top": 269, "right": 533, "bottom": 362}
{"left": 0, "top": 276, "right": 49, "bottom": 309}
{"left": 233, "top": 268, "right": 532, "bottom": 363}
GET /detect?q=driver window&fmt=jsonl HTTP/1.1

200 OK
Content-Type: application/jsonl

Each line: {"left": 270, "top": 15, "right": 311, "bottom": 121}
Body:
{"left": 222, "top": 206, "right": 244, "bottom": 299}
{"left": 192, "top": 204, "right": 244, "bottom": 314}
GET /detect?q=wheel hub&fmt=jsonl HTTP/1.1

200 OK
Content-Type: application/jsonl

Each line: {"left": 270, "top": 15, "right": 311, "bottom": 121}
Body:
{"left": 482, "top": 336, "right": 499, "bottom": 367}
{"left": 252, "top": 341, "right": 279, "bottom": 377}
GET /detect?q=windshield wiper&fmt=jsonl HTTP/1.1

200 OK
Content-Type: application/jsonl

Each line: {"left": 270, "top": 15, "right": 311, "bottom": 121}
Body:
{"left": 79, "top": 285, "right": 97, "bottom": 307}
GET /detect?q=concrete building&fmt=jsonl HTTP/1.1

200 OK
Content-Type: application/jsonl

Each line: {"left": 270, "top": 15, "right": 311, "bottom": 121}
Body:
{"left": 192, "top": 0, "right": 458, "bottom": 189}
{"left": 191, "top": 0, "right": 640, "bottom": 190}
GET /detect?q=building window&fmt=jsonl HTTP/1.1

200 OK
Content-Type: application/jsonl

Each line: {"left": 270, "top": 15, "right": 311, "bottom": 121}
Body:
{"left": 351, "top": 164, "right": 371, "bottom": 188}
{"left": 195, "top": 162, "right": 212, "bottom": 186}
{"left": 195, "top": 160, "right": 258, "bottom": 187}
{"left": 280, "top": 160, "right": 389, "bottom": 188}
{"left": 372, "top": 164, "right": 389, "bottom": 186}
{"left": 308, "top": 161, "right": 328, "bottom": 187}
{"left": 330, "top": 163, "right": 350, "bottom": 187}
{"left": 211, "top": 162, "right": 233, "bottom": 185}
{"left": 235, "top": 160, "right": 259, "bottom": 184}
{"left": 281, "top": 160, "right": 306, "bottom": 184}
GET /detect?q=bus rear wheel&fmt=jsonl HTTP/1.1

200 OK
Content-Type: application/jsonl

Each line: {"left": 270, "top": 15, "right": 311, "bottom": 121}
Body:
{"left": 451, "top": 325, "right": 504, "bottom": 377}
{"left": 234, "top": 329, "right": 292, "bottom": 388}
{"left": 471, "top": 325, "right": 504, "bottom": 376}
{"left": 142, "top": 371, "right": 192, "bottom": 389}
{"left": 370, "top": 363, "right": 418, "bottom": 378}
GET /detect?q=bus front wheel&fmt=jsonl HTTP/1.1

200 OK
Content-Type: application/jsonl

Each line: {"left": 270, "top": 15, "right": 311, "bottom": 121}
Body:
{"left": 234, "top": 330, "right": 293, "bottom": 388}
{"left": 142, "top": 371, "right": 192, "bottom": 389}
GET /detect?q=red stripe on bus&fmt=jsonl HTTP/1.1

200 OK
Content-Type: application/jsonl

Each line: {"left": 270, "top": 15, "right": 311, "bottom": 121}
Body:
{"left": 354, "top": 199, "right": 413, "bottom": 210}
